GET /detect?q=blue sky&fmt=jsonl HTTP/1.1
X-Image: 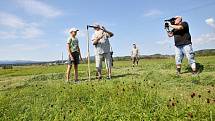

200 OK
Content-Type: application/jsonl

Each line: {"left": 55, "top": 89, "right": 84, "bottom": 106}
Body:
{"left": 0, "top": 0, "right": 215, "bottom": 61}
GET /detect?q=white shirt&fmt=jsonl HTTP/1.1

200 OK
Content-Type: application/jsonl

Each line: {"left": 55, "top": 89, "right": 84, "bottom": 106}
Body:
{"left": 92, "top": 30, "right": 111, "bottom": 55}
{"left": 131, "top": 48, "right": 139, "bottom": 57}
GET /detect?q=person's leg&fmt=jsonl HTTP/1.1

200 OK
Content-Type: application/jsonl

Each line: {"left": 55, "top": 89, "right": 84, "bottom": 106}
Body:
{"left": 66, "top": 64, "right": 72, "bottom": 82}
{"left": 184, "top": 44, "right": 196, "bottom": 73}
{"left": 95, "top": 54, "right": 102, "bottom": 79}
{"left": 74, "top": 64, "right": 78, "bottom": 81}
{"left": 66, "top": 57, "right": 72, "bottom": 82}
{"left": 175, "top": 46, "right": 184, "bottom": 74}
{"left": 136, "top": 57, "right": 139, "bottom": 65}
{"left": 132, "top": 57, "right": 136, "bottom": 67}
{"left": 105, "top": 53, "right": 112, "bottom": 79}
{"left": 111, "top": 52, "right": 114, "bottom": 67}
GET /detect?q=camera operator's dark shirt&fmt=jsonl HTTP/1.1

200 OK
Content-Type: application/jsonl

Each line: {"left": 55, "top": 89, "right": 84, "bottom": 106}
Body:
{"left": 172, "top": 22, "right": 191, "bottom": 46}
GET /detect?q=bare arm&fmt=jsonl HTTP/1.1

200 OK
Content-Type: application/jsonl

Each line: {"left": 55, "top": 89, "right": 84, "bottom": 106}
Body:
{"left": 102, "top": 26, "right": 114, "bottom": 37}
{"left": 104, "top": 29, "right": 114, "bottom": 37}
{"left": 92, "top": 35, "right": 103, "bottom": 45}
{"left": 169, "top": 24, "right": 183, "bottom": 30}
{"left": 67, "top": 43, "right": 74, "bottom": 60}
{"left": 78, "top": 46, "right": 83, "bottom": 61}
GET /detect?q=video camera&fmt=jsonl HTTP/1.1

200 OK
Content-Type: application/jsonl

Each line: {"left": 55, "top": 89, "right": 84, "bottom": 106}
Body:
{"left": 164, "top": 17, "right": 176, "bottom": 32}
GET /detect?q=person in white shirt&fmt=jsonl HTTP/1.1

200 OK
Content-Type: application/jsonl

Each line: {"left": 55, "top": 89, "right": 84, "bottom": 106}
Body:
{"left": 131, "top": 44, "right": 139, "bottom": 67}
{"left": 92, "top": 24, "right": 114, "bottom": 80}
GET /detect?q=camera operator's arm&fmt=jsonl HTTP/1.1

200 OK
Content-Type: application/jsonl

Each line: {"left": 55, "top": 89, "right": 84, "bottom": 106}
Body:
{"left": 169, "top": 24, "right": 183, "bottom": 30}
{"left": 102, "top": 26, "right": 114, "bottom": 37}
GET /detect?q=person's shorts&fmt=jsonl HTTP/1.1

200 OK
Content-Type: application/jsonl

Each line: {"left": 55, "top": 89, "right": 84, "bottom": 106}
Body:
{"left": 132, "top": 56, "right": 139, "bottom": 62}
{"left": 95, "top": 53, "right": 112, "bottom": 70}
{"left": 175, "top": 44, "right": 195, "bottom": 65}
{"left": 67, "top": 52, "right": 80, "bottom": 65}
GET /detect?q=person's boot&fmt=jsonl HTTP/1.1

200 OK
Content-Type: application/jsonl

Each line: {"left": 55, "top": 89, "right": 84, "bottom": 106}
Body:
{"left": 192, "top": 70, "right": 198, "bottom": 76}
{"left": 176, "top": 68, "right": 181, "bottom": 75}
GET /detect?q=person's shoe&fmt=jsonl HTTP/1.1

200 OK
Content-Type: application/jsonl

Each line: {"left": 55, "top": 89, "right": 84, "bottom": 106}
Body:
{"left": 176, "top": 68, "right": 181, "bottom": 75}
{"left": 192, "top": 71, "right": 198, "bottom": 77}
{"left": 74, "top": 80, "right": 80, "bottom": 84}
{"left": 106, "top": 76, "right": 111, "bottom": 80}
{"left": 96, "top": 76, "right": 102, "bottom": 80}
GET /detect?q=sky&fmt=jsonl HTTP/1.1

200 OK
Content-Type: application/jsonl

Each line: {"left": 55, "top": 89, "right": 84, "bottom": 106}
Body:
{"left": 0, "top": 0, "right": 215, "bottom": 61}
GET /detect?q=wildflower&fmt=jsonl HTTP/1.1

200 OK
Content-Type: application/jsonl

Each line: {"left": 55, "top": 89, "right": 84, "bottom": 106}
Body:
{"left": 207, "top": 98, "right": 210, "bottom": 103}
{"left": 198, "top": 95, "right": 201, "bottom": 98}
{"left": 191, "top": 93, "right": 195, "bottom": 98}
{"left": 187, "top": 112, "right": 193, "bottom": 118}
{"left": 208, "top": 90, "right": 211, "bottom": 93}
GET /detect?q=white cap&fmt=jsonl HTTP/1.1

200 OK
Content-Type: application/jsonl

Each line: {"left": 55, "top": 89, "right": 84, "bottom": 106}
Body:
{"left": 69, "top": 28, "right": 79, "bottom": 33}
{"left": 93, "top": 23, "right": 100, "bottom": 28}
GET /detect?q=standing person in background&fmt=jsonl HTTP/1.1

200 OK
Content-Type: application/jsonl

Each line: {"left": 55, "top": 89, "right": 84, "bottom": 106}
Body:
{"left": 131, "top": 43, "right": 139, "bottom": 67}
{"left": 92, "top": 24, "right": 114, "bottom": 80}
{"left": 66, "top": 28, "right": 83, "bottom": 83}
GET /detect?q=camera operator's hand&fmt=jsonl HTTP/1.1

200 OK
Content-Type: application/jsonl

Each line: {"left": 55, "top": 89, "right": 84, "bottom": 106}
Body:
{"left": 101, "top": 26, "right": 106, "bottom": 31}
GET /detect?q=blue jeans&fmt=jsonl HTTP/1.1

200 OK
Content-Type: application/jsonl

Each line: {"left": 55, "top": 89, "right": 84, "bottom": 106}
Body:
{"left": 175, "top": 44, "right": 195, "bottom": 65}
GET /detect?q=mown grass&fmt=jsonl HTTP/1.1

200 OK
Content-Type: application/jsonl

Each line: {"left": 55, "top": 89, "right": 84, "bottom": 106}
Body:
{"left": 0, "top": 56, "right": 214, "bottom": 121}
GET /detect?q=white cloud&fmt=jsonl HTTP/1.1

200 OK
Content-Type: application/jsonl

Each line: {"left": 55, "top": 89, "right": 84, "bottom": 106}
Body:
{"left": 0, "top": 12, "right": 25, "bottom": 28}
{"left": 16, "top": 0, "right": 62, "bottom": 18}
{"left": 11, "top": 43, "right": 48, "bottom": 51}
{"left": 0, "top": 12, "right": 43, "bottom": 40}
{"left": 193, "top": 33, "right": 215, "bottom": 45}
{"left": 192, "top": 18, "right": 215, "bottom": 45}
{"left": 205, "top": 18, "right": 215, "bottom": 28}
{"left": 143, "top": 9, "right": 162, "bottom": 17}
{"left": 21, "top": 26, "right": 43, "bottom": 39}
{"left": 0, "top": 31, "right": 17, "bottom": 39}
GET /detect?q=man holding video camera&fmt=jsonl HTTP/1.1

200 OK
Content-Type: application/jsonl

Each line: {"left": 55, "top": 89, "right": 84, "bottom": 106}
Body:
{"left": 91, "top": 24, "right": 114, "bottom": 80}
{"left": 166, "top": 16, "right": 197, "bottom": 75}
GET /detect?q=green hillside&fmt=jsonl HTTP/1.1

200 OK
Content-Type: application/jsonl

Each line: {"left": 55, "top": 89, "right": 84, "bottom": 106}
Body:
{"left": 0, "top": 56, "right": 214, "bottom": 121}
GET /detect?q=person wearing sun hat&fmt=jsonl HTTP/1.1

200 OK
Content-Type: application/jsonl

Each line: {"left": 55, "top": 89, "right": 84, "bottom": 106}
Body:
{"left": 167, "top": 16, "right": 197, "bottom": 75}
{"left": 66, "top": 27, "right": 83, "bottom": 83}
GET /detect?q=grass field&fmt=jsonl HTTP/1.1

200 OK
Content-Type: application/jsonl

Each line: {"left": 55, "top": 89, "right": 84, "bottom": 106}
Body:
{"left": 0, "top": 56, "right": 214, "bottom": 121}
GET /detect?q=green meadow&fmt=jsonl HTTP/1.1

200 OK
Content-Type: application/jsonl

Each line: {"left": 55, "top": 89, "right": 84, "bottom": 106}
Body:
{"left": 0, "top": 56, "right": 214, "bottom": 121}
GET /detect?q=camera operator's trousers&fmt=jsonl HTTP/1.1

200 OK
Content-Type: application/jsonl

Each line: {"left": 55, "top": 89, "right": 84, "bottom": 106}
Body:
{"left": 175, "top": 44, "right": 196, "bottom": 65}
